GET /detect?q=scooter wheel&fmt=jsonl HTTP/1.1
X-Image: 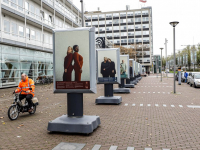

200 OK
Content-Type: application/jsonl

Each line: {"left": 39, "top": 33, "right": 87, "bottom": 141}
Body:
{"left": 29, "top": 105, "right": 36, "bottom": 115}
{"left": 8, "top": 105, "right": 19, "bottom": 120}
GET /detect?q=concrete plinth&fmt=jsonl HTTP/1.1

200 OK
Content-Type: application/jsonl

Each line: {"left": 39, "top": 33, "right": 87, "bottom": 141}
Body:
{"left": 47, "top": 115, "right": 100, "bottom": 134}
{"left": 124, "top": 84, "right": 135, "bottom": 88}
{"left": 113, "top": 88, "right": 130, "bottom": 93}
{"left": 95, "top": 96, "right": 122, "bottom": 104}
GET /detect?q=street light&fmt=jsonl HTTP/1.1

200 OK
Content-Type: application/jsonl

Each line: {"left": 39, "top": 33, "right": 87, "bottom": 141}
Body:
{"left": 160, "top": 48, "right": 164, "bottom": 81}
{"left": 170, "top": 21, "right": 179, "bottom": 94}
{"left": 80, "top": 0, "right": 84, "bottom": 27}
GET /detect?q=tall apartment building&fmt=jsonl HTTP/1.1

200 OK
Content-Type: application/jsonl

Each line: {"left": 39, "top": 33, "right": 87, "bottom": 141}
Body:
{"left": 85, "top": 6, "right": 153, "bottom": 72}
{"left": 0, "top": 0, "right": 83, "bottom": 88}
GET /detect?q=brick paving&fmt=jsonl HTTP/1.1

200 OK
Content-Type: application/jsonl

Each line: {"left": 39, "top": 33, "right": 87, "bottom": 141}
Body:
{"left": 0, "top": 74, "right": 200, "bottom": 150}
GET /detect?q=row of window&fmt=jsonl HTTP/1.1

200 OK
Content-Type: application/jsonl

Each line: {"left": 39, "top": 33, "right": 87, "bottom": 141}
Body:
{"left": 97, "top": 24, "right": 150, "bottom": 32}
{"left": 87, "top": 17, "right": 149, "bottom": 26}
{"left": 112, "top": 38, "right": 150, "bottom": 44}
{"left": 99, "top": 31, "right": 149, "bottom": 37}
{"left": 87, "top": 10, "right": 149, "bottom": 19}
{"left": 3, "top": 0, "right": 80, "bottom": 27}
{"left": 3, "top": 20, "right": 52, "bottom": 44}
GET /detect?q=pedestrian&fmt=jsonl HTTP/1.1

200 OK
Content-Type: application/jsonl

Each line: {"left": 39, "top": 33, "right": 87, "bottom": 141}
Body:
{"left": 184, "top": 71, "right": 188, "bottom": 83}
{"left": 148, "top": 71, "right": 150, "bottom": 76}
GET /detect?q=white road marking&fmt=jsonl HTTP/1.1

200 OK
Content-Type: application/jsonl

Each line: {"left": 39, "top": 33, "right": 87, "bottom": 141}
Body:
{"left": 163, "top": 104, "right": 167, "bottom": 107}
{"left": 92, "top": 145, "right": 101, "bottom": 150}
{"left": 155, "top": 104, "right": 159, "bottom": 107}
{"left": 148, "top": 92, "right": 150, "bottom": 93}
{"left": 127, "top": 147, "right": 135, "bottom": 150}
{"left": 158, "top": 92, "right": 160, "bottom": 93}
{"left": 171, "top": 105, "right": 175, "bottom": 107}
{"left": 109, "top": 146, "right": 118, "bottom": 150}
{"left": 179, "top": 105, "right": 183, "bottom": 108}
{"left": 132, "top": 104, "right": 135, "bottom": 106}
{"left": 125, "top": 103, "right": 128, "bottom": 106}
{"left": 147, "top": 104, "right": 151, "bottom": 106}
{"left": 140, "top": 104, "right": 143, "bottom": 106}
{"left": 187, "top": 105, "right": 200, "bottom": 108}
{"left": 143, "top": 92, "right": 145, "bottom": 93}
{"left": 153, "top": 92, "right": 155, "bottom": 93}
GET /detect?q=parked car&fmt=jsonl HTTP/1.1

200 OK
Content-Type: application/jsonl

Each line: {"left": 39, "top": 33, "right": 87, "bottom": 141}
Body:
{"left": 175, "top": 73, "right": 178, "bottom": 81}
{"left": 190, "top": 74, "right": 200, "bottom": 88}
{"left": 181, "top": 72, "right": 185, "bottom": 82}
{"left": 187, "top": 72, "right": 200, "bottom": 84}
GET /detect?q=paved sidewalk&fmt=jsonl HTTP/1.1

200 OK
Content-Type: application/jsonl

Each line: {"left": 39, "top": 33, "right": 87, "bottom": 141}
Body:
{"left": 0, "top": 77, "right": 200, "bottom": 150}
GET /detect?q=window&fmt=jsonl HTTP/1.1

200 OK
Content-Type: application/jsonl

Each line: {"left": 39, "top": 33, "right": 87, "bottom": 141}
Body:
{"left": 19, "top": 26, "right": 24, "bottom": 37}
{"left": 127, "top": 18, "right": 134, "bottom": 23}
{"left": 121, "top": 39, "right": 127, "bottom": 43}
{"left": 143, "top": 24, "right": 149, "bottom": 28}
{"left": 128, "top": 25, "right": 134, "bottom": 29}
{"left": 26, "top": 28, "right": 30, "bottom": 39}
{"left": 99, "top": 20, "right": 105, "bottom": 25}
{"left": 143, "top": 31, "right": 149, "bottom": 35}
{"left": 85, "top": 22, "right": 91, "bottom": 26}
{"left": 44, "top": 13, "right": 49, "bottom": 24}
{"left": 11, "top": 22, "right": 17, "bottom": 36}
{"left": 121, "top": 32, "right": 127, "bottom": 36}
{"left": 135, "top": 18, "right": 141, "bottom": 22}
{"left": 106, "top": 20, "right": 112, "bottom": 24}
{"left": 120, "top": 25, "right": 127, "bottom": 30}
{"left": 113, "top": 26, "right": 119, "bottom": 30}
{"left": 49, "top": 15, "right": 53, "bottom": 23}
{"left": 114, "top": 33, "right": 120, "bottom": 37}
{"left": 3, "top": 0, "right": 9, "bottom": 4}
{"left": 36, "top": 31, "right": 41, "bottom": 41}
{"left": 128, "top": 32, "right": 134, "bottom": 36}
{"left": 120, "top": 19, "right": 126, "bottom": 23}
{"left": 11, "top": 0, "right": 17, "bottom": 8}
{"left": 44, "top": 34, "right": 49, "bottom": 44}
{"left": 49, "top": 36, "right": 52, "bottom": 45}
{"left": 18, "top": 0, "right": 23, "bottom": 11}
{"left": 30, "top": 4, "right": 35, "bottom": 17}
{"left": 120, "top": 12, "right": 126, "bottom": 17}
{"left": 127, "top": 12, "right": 133, "bottom": 16}
{"left": 113, "top": 13, "right": 119, "bottom": 18}
{"left": 99, "top": 14, "right": 105, "bottom": 19}
{"left": 106, "top": 33, "right": 112, "bottom": 38}
{"left": 106, "top": 14, "right": 112, "bottom": 18}
{"left": 113, "top": 19, "right": 119, "bottom": 24}
{"left": 142, "top": 17, "right": 149, "bottom": 22}
{"left": 35, "top": 7, "right": 40, "bottom": 20}
{"left": 106, "top": 26, "right": 112, "bottom": 31}
{"left": 25, "top": 2, "right": 29, "bottom": 14}
{"left": 92, "top": 15, "right": 98, "bottom": 19}
{"left": 135, "top": 11, "right": 141, "bottom": 16}
{"left": 135, "top": 25, "right": 141, "bottom": 29}
{"left": 31, "top": 30, "right": 35, "bottom": 40}
{"left": 4, "top": 20, "right": 10, "bottom": 34}
{"left": 92, "top": 21, "right": 98, "bottom": 25}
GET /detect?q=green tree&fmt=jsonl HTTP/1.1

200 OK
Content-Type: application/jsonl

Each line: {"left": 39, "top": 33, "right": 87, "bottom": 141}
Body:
{"left": 197, "top": 43, "right": 200, "bottom": 66}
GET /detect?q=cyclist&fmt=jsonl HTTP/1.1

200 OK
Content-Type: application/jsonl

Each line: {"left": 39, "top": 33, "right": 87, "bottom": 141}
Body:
{"left": 13, "top": 73, "right": 35, "bottom": 112}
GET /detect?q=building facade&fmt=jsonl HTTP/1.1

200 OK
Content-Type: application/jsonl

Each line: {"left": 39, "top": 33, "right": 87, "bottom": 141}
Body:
{"left": 0, "top": 0, "right": 83, "bottom": 88}
{"left": 85, "top": 6, "right": 153, "bottom": 71}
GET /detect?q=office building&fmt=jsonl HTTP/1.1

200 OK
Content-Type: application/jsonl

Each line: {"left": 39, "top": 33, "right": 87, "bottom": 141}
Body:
{"left": 85, "top": 6, "right": 153, "bottom": 72}
{"left": 0, "top": 0, "right": 83, "bottom": 88}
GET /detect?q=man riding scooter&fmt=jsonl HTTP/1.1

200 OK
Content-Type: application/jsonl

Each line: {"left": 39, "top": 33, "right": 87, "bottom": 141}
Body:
{"left": 13, "top": 73, "right": 35, "bottom": 112}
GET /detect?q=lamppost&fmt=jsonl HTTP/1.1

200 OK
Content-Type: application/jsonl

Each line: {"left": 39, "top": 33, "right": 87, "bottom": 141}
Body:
{"left": 160, "top": 48, "right": 164, "bottom": 81}
{"left": 80, "top": 0, "right": 84, "bottom": 27}
{"left": 170, "top": 21, "right": 179, "bottom": 94}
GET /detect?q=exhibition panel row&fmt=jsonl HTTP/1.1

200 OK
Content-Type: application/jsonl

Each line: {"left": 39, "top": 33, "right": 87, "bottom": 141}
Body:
{"left": 53, "top": 27, "right": 142, "bottom": 93}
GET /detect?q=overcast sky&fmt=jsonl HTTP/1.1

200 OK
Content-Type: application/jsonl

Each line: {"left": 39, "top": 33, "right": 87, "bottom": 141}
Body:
{"left": 73, "top": 0, "right": 200, "bottom": 57}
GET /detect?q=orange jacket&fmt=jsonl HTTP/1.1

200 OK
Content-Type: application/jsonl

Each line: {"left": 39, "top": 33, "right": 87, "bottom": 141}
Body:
{"left": 15, "top": 76, "right": 35, "bottom": 97}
